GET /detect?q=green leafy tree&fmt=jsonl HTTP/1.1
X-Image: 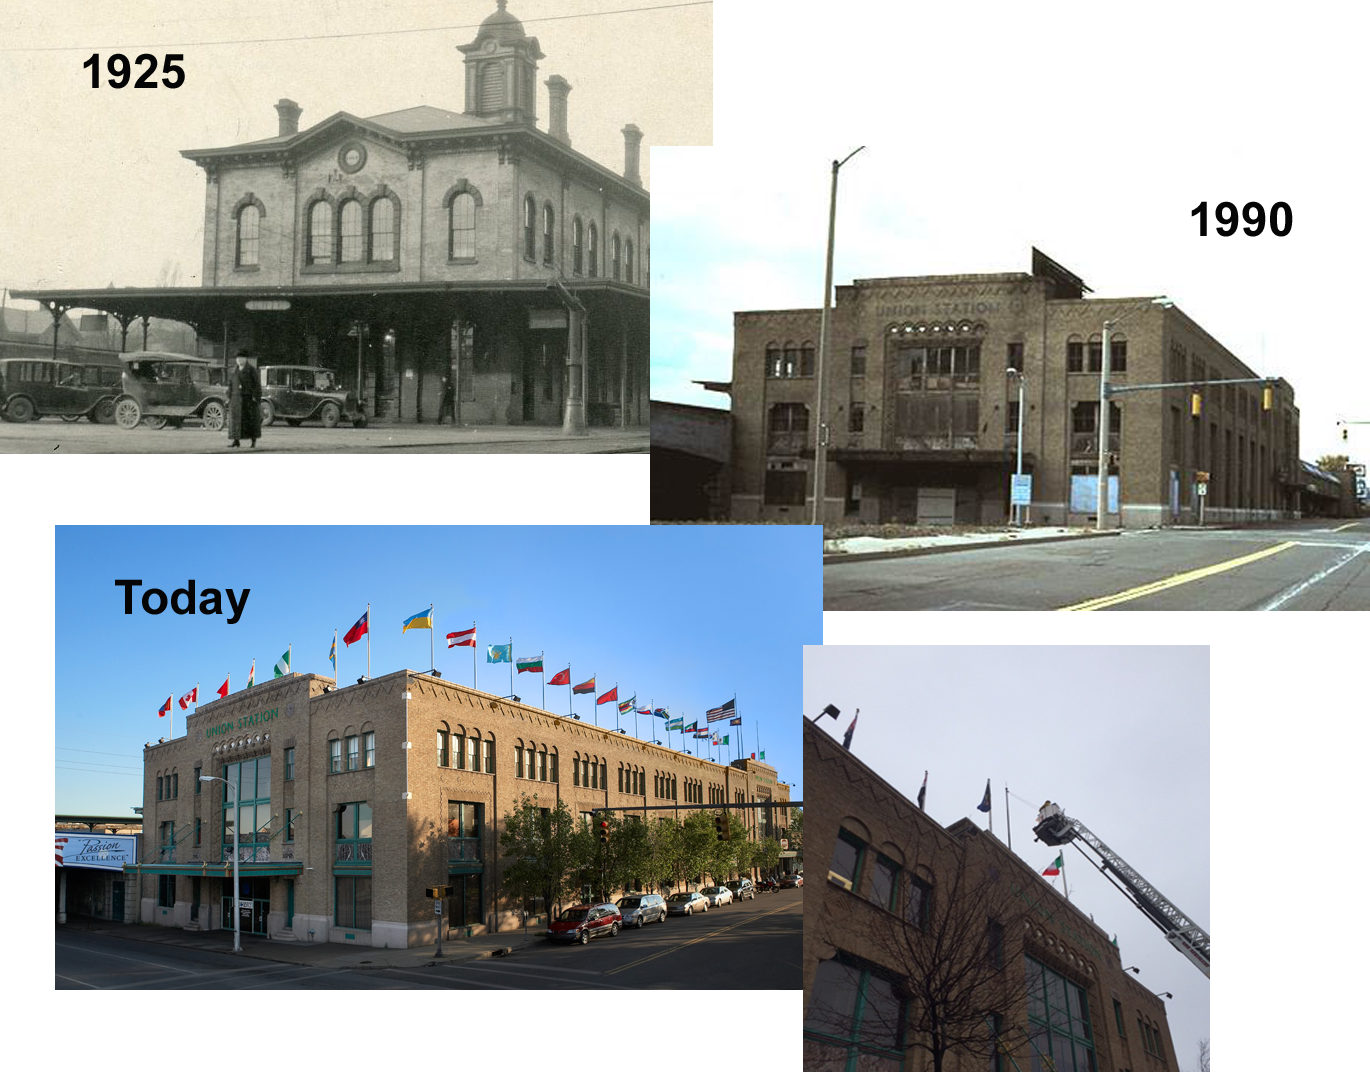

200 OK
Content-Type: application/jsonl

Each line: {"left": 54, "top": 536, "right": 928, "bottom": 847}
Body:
{"left": 753, "top": 835, "right": 782, "bottom": 877}
{"left": 498, "top": 795, "right": 587, "bottom": 921}
{"left": 1317, "top": 454, "right": 1349, "bottom": 472}
{"left": 670, "top": 810, "right": 716, "bottom": 890}
{"left": 645, "top": 817, "right": 681, "bottom": 893}
{"left": 604, "top": 813, "right": 654, "bottom": 895}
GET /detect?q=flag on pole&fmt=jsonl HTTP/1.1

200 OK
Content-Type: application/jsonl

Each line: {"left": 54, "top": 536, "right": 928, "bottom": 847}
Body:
{"left": 329, "top": 635, "right": 336, "bottom": 673}
{"left": 842, "top": 709, "right": 858, "bottom": 750}
{"left": 217, "top": 677, "right": 229, "bottom": 699}
{"left": 516, "top": 655, "right": 544, "bottom": 674}
{"left": 618, "top": 695, "right": 636, "bottom": 714}
{"left": 247, "top": 659, "right": 255, "bottom": 688}
{"left": 447, "top": 626, "right": 476, "bottom": 648}
{"left": 402, "top": 608, "right": 433, "bottom": 633}
{"left": 917, "top": 771, "right": 928, "bottom": 811}
{"left": 666, "top": 717, "right": 683, "bottom": 731}
{"left": 1042, "top": 854, "right": 1063, "bottom": 877}
{"left": 977, "top": 780, "right": 992, "bottom": 813}
{"left": 178, "top": 686, "right": 197, "bottom": 710}
{"left": 487, "top": 644, "right": 512, "bottom": 663}
{"left": 729, "top": 716, "right": 742, "bottom": 726}
{"left": 597, "top": 686, "right": 618, "bottom": 706}
{"left": 683, "top": 721, "right": 698, "bottom": 733}
{"left": 706, "top": 698, "right": 735, "bottom": 723}
{"left": 693, "top": 731, "right": 710, "bottom": 739}
{"left": 548, "top": 667, "right": 571, "bottom": 686}
{"left": 636, "top": 706, "right": 652, "bottom": 715}
{"left": 710, "top": 733, "right": 720, "bottom": 745}
{"left": 759, "top": 750, "right": 765, "bottom": 760}
{"left": 274, "top": 648, "right": 290, "bottom": 678}
{"left": 158, "top": 696, "right": 172, "bottom": 718}
{"left": 572, "top": 675, "right": 596, "bottom": 694}
{"left": 820, "top": 703, "right": 841, "bottom": 719}
{"left": 721, "top": 734, "right": 729, "bottom": 745}
{"left": 652, "top": 708, "right": 668, "bottom": 719}
{"left": 344, "top": 610, "right": 369, "bottom": 646}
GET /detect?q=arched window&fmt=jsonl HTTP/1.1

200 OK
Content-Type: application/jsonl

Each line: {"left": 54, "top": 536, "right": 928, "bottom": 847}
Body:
{"left": 587, "top": 223, "right": 598, "bottom": 277}
{"left": 450, "top": 192, "right": 476, "bottom": 259}
{"left": 339, "top": 200, "right": 363, "bottom": 262}
{"left": 572, "top": 217, "right": 583, "bottom": 274}
{"left": 611, "top": 233, "right": 622, "bottom": 280}
{"left": 369, "top": 197, "right": 395, "bottom": 262}
{"left": 308, "top": 201, "right": 333, "bottom": 264}
{"left": 523, "top": 195, "right": 536, "bottom": 260}
{"left": 625, "top": 239, "right": 634, "bottom": 284}
{"left": 236, "top": 203, "right": 260, "bottom": 267}
{"left": 542, "top": 203, "right": 554, "bottom": 265}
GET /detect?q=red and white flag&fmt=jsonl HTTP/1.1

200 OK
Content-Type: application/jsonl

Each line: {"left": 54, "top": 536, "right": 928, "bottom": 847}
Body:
{"left": 179, "top": 686, "right": 198, "bottom": 710}
{"left": 158, "top": 696, "right": 172, "bottom": 718}
{"left": 216, "top": 677, "right": 229, "bottom": 699}
{"left": 447, "top": 626, "right": 476, "bottom": 648}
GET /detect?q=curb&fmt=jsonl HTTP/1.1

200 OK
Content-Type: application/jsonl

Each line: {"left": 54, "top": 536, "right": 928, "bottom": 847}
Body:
{"left": 823, "top": 529, "right": 1124, "bottom": 565}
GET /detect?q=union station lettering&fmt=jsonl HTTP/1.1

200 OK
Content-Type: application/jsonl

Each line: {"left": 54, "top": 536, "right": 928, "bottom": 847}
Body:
{"left": 205, "top": 708, "right": 279, "bottom": 738}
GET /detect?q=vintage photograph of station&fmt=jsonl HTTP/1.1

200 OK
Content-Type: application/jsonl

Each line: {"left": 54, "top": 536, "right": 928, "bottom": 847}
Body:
{"left": 2, "top": 1, "right": 712, "bottom": 453}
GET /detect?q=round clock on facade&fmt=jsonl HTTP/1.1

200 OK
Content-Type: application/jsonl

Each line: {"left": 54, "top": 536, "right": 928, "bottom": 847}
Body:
{"left": 338, "top": 142, "right": 367, "bottom": 174}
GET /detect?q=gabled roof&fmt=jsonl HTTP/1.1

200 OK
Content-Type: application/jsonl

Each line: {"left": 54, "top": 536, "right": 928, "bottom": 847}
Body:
{"left": 365, "top": 104, "right": 496, "bottom": 134}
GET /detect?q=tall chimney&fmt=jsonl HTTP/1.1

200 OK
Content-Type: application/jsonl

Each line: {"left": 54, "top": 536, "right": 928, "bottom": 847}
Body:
{"left": 274, "top": 98, "right": 302, "bottom": 137}
{"left": 545, "top": 75, "right": 571, "bottom": 145}
{"left": 621, "top": 123, "right": 642, "bottom": 186}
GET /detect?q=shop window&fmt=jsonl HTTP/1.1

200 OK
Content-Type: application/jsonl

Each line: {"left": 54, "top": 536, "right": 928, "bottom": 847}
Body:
{"left": 335, "top": 875, "right": 372, "bottom": 929}
{"left": 803, "top": 955, "right": 906, "bottom": 1071}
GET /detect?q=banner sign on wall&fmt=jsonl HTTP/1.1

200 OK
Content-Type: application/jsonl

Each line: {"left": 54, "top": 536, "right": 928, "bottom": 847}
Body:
{"left": 55, "top": 833, "right": 138, "bottom": 870}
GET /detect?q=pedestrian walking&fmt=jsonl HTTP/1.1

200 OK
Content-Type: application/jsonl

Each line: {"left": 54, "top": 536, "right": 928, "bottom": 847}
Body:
{"left": 227, "top": 351, "right": 263, "bottom": 448}
{"left": 438, "top": 375, "right": 456, "bottom": 424}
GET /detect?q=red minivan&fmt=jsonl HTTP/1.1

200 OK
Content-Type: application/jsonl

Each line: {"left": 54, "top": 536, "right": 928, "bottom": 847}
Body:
{"left": 545, "top": 903, "right": 622, "bottom": 945}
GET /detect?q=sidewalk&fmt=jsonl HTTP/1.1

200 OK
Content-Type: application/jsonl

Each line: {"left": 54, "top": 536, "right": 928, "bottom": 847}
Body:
{"left": 824, "top": 526, "right": 1123, "bottom": 564}
{"left": 59, "top": 914, "right": 545, "bottom": 971}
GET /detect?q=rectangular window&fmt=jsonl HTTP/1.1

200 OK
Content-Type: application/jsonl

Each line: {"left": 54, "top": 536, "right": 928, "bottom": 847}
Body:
{"left": 171, "top": 773, "right": 178, "bottom": 798}
{"left": 158, "top": 874, "right": 176, "bottom": 909}
{"left": 849, "top": 402, "right": 865, "bottom": 434}
{"left": 869, "top": 855, "right": 898, "bottom": 912}
{"left": 285, "top": 809, "right": 296, "bottom": 843}
{"left": 156, "top": 775, "right": 163, "bottom": 801}
{"left": 437, "top": 731, "right": 449, "bottom": 767}
{"left": 1113, "top": 999, "right": 1126, "bottom": 1038}
{"left": 483, "top": 739, "right": 494, "bottom": 773}
{"left": 591, "top": 761, "right": 599, "bottom": 790}
{"left": 1026, "top": 956, "right": 1096, "bottom": 1071}
{"left": 284, "top": 749, "right": 294, "bottom": 781}
{"left": 468, "top": 736, "right": 478, "bottom": 772}
{"left": 330, "top": 738, "right": 342, "bottom": 773}
{"left": 515, "top": 745, "right": 524, "bottom": 778}
{"left": 907, "top": 875, "right": 932, "bottom": 929}
{"left": 550, "top": 752, "right": 558, "bottom": 784}
{"left": 363, "top": 731, "right": 375, "bottom": 768}
{"left": 346, "top": 735, "right": 359, "bottom": 771}
{"left": 987, "top": 920, "right": 1005, "bottom": 969}
{"left": 538, "top": 751, "right": 547, "bottom": 781}
{"left": 803, "top": 955, "right": 906, "bottom": 1070}
{"left": 574, "top": 758, "right": 581, "bottom": 787}
{"left": 1007, "top": 342, "right": 1024, "bottom": 372}
{"left": 1067, "top": 340, "right": 1084, "bottom": 373}
{"left": 619, "top": 767, "right": 625, "bottom": 793}
{"left": 195, "top": 818, "right": 202, "bottom": 847}
{"left": 1111, "top": 339, "right": 1127, "bottom": 373}
{"left": 455, "top": 733, "right": 466, "bottom": 770}
{"left": 600, "top": 762, "right": 607, "bottom": 789}
{"left": 194, "top": 766, "right": 202, "bottom": 793}
{"left": 1007, "top": 400, "right": 1020, "bottom": 435}
{"left": 829, "top": 828, "right": 866, "bottom": 892}
{"left": 850, "top": 344, "right": 867, "bottom": 377}
{"left": 335, "top": 875, "right": 372, "bottom": 929}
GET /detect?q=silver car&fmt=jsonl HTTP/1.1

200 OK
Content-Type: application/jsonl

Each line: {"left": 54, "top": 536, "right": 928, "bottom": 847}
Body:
{"left": 616, "top": 893, "right": 667, "bottom": 928}
{"left": 699, "top": 885, "right": 733, "bottom": 907}
{"left": 666, "top": 891, "right": 709, "bottom": 916}
{"left": 725, "top": 879, "right": 756, "bottom": 901}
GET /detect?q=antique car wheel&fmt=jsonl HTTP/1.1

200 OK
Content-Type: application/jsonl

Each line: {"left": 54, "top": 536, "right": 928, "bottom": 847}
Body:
{"left": 6, "top": 396, "right": 35, "bottom": 422}
{"left": 141, "top": 416, "right": 168, "bottom": 430}
{"left": 92, "top": 398, "right": 116, "bottom": 424}
{"left": 259, "top": 400, "right": 275, "bottom": 427}
{"left": 114, "top": 397, "right": 142, "bottom": 429}
{"left": 201, "top": 400, "right": 226, "bottom": 431}
{"left": 319, "top": 401, "right": 341, "bottom": 428}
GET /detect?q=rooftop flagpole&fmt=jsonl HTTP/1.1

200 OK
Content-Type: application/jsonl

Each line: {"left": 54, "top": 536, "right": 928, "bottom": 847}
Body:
{"left": 429, "top": 603, "right": 434, "bottom": 672}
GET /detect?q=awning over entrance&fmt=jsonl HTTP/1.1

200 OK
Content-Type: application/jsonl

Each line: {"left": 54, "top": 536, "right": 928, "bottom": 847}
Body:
{"left": 123, "top": 861, "right": 305, "bottom": 878}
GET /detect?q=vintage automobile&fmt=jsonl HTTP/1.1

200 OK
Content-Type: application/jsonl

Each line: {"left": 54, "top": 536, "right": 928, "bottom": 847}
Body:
{"left": 258, "top": 365, "right": 366, "bottom": 428}
{"left": 113, "top": 352, "right": 228, "bottom": 430}
{"left": 0, "top": 357, "right": 121, "bottom": 423}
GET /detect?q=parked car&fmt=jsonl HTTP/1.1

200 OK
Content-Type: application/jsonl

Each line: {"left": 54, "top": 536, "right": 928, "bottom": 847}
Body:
{"left": 616, "top": 893, "right": 668, "bottom": 928}
{"left": 725, "top": 879, "right": 756, "bottom": 902}
{"left": 546, "top": 902, "right": 622, "bottom": 944}
{"left": 779, "top": 873, "right": 804, "bottom": 888}
{"left": 665, "top": 891, "right": 709, "bottom": 916}
{"left": 258, "top": 364, "right": 366, "bottom": 428}
{"left": 699, "top": 885, "right": 733, "bottom": 907}
{"left": 0, "top": 357, "right": 120, "bottom": 423}
{"left": 113, "top": 352, "right": 228, "bottom": 430}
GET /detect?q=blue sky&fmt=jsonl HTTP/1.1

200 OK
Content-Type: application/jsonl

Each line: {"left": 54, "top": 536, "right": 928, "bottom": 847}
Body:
{"left": 55, "top": 525, "right": 817, "bottom": 815}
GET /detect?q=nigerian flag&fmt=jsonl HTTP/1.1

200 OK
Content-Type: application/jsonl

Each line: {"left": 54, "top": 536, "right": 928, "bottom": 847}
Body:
{"left": 274, "top": 647, "right": 291, "bottom": 678}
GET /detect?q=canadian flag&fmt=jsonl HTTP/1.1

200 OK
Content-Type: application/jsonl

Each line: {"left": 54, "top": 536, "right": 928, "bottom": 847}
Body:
{"left": 179, "top": 686, "right": 198, "bottom": 710}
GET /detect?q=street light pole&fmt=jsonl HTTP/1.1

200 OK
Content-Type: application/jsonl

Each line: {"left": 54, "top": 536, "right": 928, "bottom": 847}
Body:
{"left": 1008, "top": 368, "right": 1026, "bottom": 526}
{"left": 810, "top": 146, "right": 865, "bottom": 529}
{"left": 201, "top": 774, "right": 241, "bottom": 953}
{"left": 1095, "top": 319, "right": 1115, "bottom": 532}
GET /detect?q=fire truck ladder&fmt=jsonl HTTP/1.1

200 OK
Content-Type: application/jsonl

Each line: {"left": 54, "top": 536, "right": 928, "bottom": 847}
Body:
{"left": 1033, "top": 811, "right": 1210, "bottom": 978}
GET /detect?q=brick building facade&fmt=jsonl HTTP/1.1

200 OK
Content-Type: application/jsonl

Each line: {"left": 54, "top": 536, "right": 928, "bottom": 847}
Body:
{"left": 728, "top": 249, "right": 1298, "bottom": 528}
{"left": 804, "top": 720, "right": 1179, "bottom": 1072}
{"left": 133, "top": 670, "right": 790, "bottom": 949}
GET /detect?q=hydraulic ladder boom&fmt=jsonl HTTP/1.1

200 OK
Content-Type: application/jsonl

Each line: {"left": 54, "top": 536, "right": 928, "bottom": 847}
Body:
{"left": 1033, "top": 809, "right": 1210, "bottom": 978}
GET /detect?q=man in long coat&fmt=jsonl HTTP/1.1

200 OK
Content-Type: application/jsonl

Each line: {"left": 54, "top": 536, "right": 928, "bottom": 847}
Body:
{"left": 227, "top": 352, "right": 262, "bottom": 448}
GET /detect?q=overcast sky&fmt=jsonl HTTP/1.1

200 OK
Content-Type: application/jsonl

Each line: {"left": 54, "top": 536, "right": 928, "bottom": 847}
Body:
{"left": 654, "top": 0, "right": 1370, "bottom": 463}
{"left": 0, "top": 0, "right": 710, "bottom": 293}
{"left": 805, "top": 645, "right": 1210, "bottom": 1068}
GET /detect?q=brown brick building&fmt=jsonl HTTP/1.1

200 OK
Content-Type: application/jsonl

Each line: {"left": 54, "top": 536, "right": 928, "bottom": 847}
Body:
{"left": 132, "top": 670, "right": 789, "bottom": 949}
{"left": 804, "top": 720, "right": 1179, "bottom": 1072}
{"left": 725, "top": 249, "right": 1298, "bottom": 528}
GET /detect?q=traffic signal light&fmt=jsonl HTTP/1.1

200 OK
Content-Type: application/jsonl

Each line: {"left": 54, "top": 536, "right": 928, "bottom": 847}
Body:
{"left": 1190, "top": 392, "right": 1202, "bottom": 417}
{"left": 599, "top": 820, "right": 609, "bottom": 845}
{"left": 714, "top": 812, "right": 730, "bottom": 841}
{"left": 1345, "top": 427, "right": 1350, "bottom": 442}
{"left": 1262, "top": 384, "right": 1273, "bottom": 411}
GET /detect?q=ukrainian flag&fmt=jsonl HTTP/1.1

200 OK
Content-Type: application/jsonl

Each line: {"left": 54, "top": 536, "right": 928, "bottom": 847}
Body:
{"left": 402, "top": 608, "right": 433, "bottom": 632}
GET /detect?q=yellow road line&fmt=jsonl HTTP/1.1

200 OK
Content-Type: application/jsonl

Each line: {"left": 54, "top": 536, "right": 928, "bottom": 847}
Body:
{"left": 1057, "top": 541, "right": 1298, "bottom": 611}
{"left": 603, "top": 900, "right": 797, "bottom": 976}
{"left": 1332, "top": 521, "right": 1363, "bottom": 533}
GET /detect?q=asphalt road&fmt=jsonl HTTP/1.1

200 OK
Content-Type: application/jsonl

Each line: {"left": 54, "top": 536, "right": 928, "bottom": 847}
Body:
{"left": 824, "top": 519, "right": 1370, "bottom": 611}
{"left": 55, "top": 890, "right": 802, "bottom": 990}
{"left": 0, "top": 420, "right": 647, "bottom": 454}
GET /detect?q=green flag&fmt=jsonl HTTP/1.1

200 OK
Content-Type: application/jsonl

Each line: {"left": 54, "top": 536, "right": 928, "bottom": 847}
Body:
{"left": 273, "top": 648, "right": 290, "bottom": 678}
